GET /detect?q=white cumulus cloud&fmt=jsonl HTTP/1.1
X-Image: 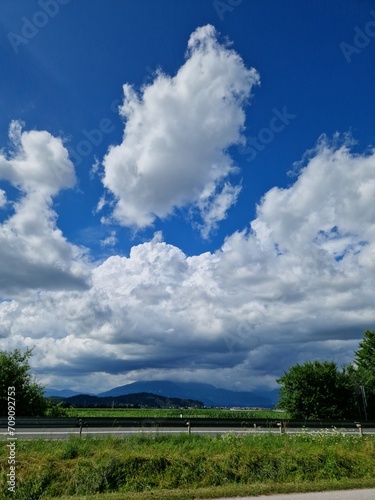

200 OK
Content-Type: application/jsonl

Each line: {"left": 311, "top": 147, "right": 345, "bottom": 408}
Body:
{"left": 1, "top": 120, "right": 76, "bottom": 195}
{"left": 102, "top": 24, "right": 259, "bottom": 237}
{"left": 0, "top": 121, "right": 90, "bottom": 295}
{"left": 1, "top": 128, "right": 375, "bottom": 394}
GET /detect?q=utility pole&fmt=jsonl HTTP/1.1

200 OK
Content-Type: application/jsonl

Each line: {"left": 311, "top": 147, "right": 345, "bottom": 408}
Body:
{"left": 360, "top": 385, "right": 368, "bottom": 421}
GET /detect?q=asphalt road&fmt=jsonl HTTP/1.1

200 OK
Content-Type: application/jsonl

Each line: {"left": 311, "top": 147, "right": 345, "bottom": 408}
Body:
{"left": 1, "top": 426, "right": 374, "bottom": 439}
{"left": 213, "top": 489, "right": 375, "bottom": 500}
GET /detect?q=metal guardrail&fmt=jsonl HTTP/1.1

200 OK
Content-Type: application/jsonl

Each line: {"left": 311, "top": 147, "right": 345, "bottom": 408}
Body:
{"left": 0, "top": 418, "right": 78, "bottom": 427}
{"left": 0, "top": 417, "right": 374, "bottom": 429}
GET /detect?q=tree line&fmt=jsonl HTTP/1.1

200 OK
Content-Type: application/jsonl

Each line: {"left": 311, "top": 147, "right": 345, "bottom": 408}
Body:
{"left": 277, "top": 330, "right": 375, "bottom": 420}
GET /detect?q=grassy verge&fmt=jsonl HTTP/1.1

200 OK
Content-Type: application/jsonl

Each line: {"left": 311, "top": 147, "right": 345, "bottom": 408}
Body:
{"left": 52, "top": 479, "right": 375, "bottom": 500}
{"left": 1, "top": 432, "right": 374, "bottom": 499}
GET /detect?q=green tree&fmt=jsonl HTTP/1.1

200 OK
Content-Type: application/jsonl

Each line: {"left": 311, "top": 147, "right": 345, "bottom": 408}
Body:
{"left": 277, "top": 360, "right": 354, "bottom": 420}
{"left": 0, "top": 348, "right": 47, "bottom": 416}
{"left": 354, "top": 330, "right": 375, "bottom": 419}
{"left": 45, "top": 400, "right": 69, "bottom": 417}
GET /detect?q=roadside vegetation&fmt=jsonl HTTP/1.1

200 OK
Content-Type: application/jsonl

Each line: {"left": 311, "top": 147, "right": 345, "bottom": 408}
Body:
{"left": 0, "top": 348, "right": 46, "bottom": 417}
{"left": 277, "top": 329, "right": 375, "bottom": 420}
{"left": 1, "top": 331, "right": 375, "bottom": 499}
{"left": 1, "top": 433, "right": 375, "bottom": 499}
{"left": 65, "top": 408, "right": 286, "bottom": 419}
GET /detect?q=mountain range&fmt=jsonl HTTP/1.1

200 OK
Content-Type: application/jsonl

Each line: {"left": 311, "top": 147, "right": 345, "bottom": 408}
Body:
{"left": 57, "top": 392, "right": 203, "bottom": 409}
{"left": 45, "top": 380, "right": 278, "bottom": 408}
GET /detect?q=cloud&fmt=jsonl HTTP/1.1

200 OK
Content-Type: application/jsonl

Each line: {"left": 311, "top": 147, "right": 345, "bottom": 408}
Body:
{"left": 254, "top": 137, "right": 375, "bottom": 254}
{"left": 100, "top": 230, "right": 117, "bottom": 248}
{"left": 1, "top": 133, "right": 375, "bottom": 393}
{"left": 102, "top": 24, "right": 259, "bottom": 237}
{"left": 196, "top": 182, "right": 242, "bottom": 238}
{"left": 0, "top": 121, "right": 90, "bottom": 295}
{"left": 1, "top": 120, "right": 75, "bottom": 195}
{"left": 0, "top": 189, "right": 6, "bottom": 208}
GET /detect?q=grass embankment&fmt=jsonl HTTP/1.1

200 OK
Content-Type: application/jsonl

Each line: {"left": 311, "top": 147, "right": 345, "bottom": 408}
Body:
{"left": 1, "top": 433, "right": 375, "bottom": 499}
{"left": 66, "top": 408, "right": 286, "bottom": 419}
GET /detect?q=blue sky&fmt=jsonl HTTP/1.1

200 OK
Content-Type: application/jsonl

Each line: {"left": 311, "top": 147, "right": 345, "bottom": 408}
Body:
{"left": 0, "top": 0, "right": 375, "bottom": 393}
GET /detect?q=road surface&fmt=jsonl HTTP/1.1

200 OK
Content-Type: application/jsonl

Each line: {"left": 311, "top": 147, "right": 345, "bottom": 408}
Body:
{"left": 213, "top": 489, "right": 375, "bottom": 499}
{"left": 1, "top": 426, "right": 374, "bottom": 439}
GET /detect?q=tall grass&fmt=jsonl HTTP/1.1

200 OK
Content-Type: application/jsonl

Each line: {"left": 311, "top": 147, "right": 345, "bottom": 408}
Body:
{"left": 1, "top": 433, "right": 374, "bottom": 499}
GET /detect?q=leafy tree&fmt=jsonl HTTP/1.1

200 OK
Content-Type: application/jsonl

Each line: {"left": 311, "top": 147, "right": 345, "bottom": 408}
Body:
{"left": 277, "top": 360, "right": 354, "bottom": 420}
{"left": 355, "top": 330, "right": 375, "bottom": 376}
{"left": 45, "top": 400, "right": 69, "bottom": 417}
{"left": 0, "top": 348, "right": 47, "bottom": 416}
{"left": 354, "top": 330, "right": 375, "bottom": 419}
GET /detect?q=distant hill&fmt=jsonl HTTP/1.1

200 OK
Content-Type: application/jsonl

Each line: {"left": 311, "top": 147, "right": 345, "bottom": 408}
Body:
{"left": 63, "top": 392, "right": 203, "bottom": 408}
{"left": 44, "top": 388, "right": 84, "bottom": 398}
{"left": 261, "top": 388, "right": 279, "bottom": 406}
{"left": 98, "top": 381, "right": 274, "bottom": 408}
{"left": 45, "top": 381, "right": 278, "bottom": 408}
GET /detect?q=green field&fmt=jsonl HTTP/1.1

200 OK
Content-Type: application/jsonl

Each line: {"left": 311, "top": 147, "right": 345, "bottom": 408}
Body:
{"left": 65, "top": 407, "right": 287, "bottom": 419}
{"left": 1, "top": 432, "right": 375, "bottom": 499}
